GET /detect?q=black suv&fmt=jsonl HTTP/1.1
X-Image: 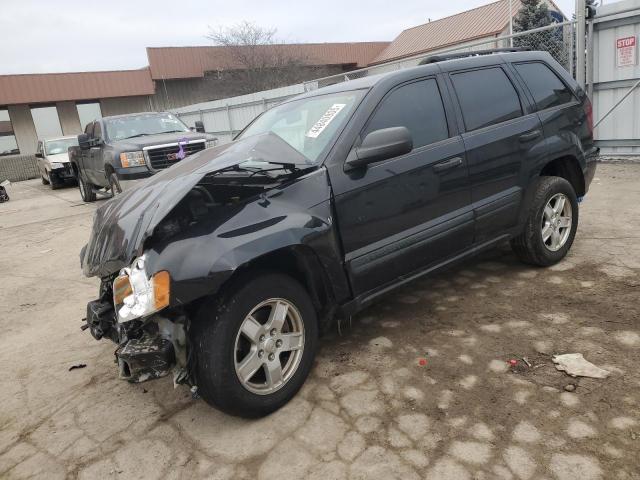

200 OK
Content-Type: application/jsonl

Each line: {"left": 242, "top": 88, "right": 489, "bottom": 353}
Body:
{"left": 81, "top": 51, "right": 598, "bottom": 418}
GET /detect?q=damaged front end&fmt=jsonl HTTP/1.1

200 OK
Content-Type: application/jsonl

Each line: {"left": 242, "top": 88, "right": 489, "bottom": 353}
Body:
{"left": 84, "top": 273, "right": 188, "bottom": 384}
{"left": 80, "top": 132, "right": 341, "bottom": 387}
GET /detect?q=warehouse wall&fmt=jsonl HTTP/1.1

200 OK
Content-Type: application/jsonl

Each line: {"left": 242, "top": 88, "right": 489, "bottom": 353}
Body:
{"left": 100, "top": 95, "right": 153, "bottom": 116}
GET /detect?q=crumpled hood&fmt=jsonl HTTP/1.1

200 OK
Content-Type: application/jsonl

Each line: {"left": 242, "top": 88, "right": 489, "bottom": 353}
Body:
{"left": 81, "top": 133, "right": 310, "bottom": 278}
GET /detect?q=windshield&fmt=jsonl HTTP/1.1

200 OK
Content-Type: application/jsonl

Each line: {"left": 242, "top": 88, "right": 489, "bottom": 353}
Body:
{"left": 238, "top": 90, "right": 364, "bottom": 163}
{"left": 44, "top": 138, "right": 78, "bottom": 155}
{"left": 105, "top": 113, "right": 190, "bottom": 141}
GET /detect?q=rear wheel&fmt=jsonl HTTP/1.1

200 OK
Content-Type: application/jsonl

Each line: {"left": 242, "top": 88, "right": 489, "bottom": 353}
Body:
{"left": 78, "top": 174, "right": 96, "bottom": 202}
{"left": 191, "top": 272, "right": 318, "bottom": 418}
{"left": 511, "top": 176, "right": 578, "bottom": 266}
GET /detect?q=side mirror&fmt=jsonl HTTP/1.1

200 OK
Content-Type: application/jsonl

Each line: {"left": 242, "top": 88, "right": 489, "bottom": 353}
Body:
{"left": 78, "top": 133, "right": 92, "bottom": 150}
{"left": 35, "top": 152, "right": 43, "bottom": 158}
{"left": 195, "top": 121, "right": 205, "bottom": 133}
{"left": 345, "top": 126, "right": 413, "bottom": 171}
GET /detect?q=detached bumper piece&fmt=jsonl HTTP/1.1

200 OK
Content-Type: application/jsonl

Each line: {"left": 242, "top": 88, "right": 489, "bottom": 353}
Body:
{"left": 116, "top": 334, "right": 175, "bottom": 383}
{"left": 84, "top": 299, "right": 117, "bottom": 342}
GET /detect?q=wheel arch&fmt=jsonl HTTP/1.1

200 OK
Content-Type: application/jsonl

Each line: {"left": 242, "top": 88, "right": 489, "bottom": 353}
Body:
{"left": 219, "top": 245, "right": 338, "bottom": 333}
{"left": 539, "top": 155, "right": 585, "bottom": 197}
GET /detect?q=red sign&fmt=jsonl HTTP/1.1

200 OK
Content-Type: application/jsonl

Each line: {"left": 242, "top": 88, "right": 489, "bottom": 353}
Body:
{"left": 616, "top": 36, "right": 637, "bottom": 67}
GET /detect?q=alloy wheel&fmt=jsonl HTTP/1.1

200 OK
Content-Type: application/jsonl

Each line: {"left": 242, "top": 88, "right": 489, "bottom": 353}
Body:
{"left": 541, "top": 193, "right": 572, "bottom": 252}
{"left": 234, "top": 298, "right": 305, "bottom": 395}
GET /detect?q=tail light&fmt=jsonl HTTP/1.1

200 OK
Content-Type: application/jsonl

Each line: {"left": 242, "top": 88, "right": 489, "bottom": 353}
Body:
{"left": 584, "top": 98, "right": 594, "bottom": 134}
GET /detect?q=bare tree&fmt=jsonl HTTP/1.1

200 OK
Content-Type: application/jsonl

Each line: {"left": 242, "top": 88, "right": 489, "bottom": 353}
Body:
{"left": 206, "top": 21, "right": 310, "bottom": 92}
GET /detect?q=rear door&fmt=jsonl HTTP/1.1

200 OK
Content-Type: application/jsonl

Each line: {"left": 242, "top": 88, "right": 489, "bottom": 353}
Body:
{"left": 446, "top": 64, "right": 543, "bottom": 242}
{"left": 330, "top": 77, "right": 473, "bottom": 297}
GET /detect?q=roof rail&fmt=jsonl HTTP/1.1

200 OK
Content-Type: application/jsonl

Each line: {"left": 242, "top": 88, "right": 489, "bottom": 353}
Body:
{"left": 418, "top": 47, "right": 531, "bottom": 65}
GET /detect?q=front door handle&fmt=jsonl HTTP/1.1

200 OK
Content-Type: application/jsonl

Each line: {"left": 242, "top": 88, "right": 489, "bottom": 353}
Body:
{"left": 519, "top": 130, "right": 542, "bottom": 143}
{"left": 433, "top": 156, "right": 463, "bottom": 173}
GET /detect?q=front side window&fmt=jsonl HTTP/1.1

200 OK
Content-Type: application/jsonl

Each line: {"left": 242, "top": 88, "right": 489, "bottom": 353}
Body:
{"left": 514, "top": 62, "right": 575, "bottom": 111}
{"left": 31, "top": 105, "right": 63, "bottom": 139}
{"left": 238, "top": 90, "right": 364, "bottom": 164}
{"left": 105, "top": 113, "right": 190, "bottom": 141}
{"left": 451, "top": 67, "right": 523, "bottom": 131}
{"left": 1, "top": 108, "right": 20, "bottom": 156}
{"left": 44, "top": 138, "right": 79, "bottom": 155}
{"left": 364, "top": 79, "right": 449, "bottom": 149}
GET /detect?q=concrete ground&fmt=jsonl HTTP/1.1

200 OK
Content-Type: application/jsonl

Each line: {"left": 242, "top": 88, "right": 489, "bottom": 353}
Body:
{"left": 0, "top": 164, "right": 639, "bottom": 480}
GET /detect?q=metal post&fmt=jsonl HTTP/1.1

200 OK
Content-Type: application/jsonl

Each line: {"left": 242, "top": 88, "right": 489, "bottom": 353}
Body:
{"left": 225, "top": 104, "right": 233, "bottom": 139}
{"left": 575, "top": 0, "right": 586, "bottom": 87}
{"left": 509, "top": 0, "right": 514, "bottom": 48}
{"left": 586, "top": 19, "right": 595, "bottom": 99}
{"left": 569, "top": 23, "right": 575, "bottom": 77}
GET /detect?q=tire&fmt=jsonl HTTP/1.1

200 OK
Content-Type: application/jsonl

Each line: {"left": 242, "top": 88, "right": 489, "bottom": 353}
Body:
{"left": 108, "top": 173, "right": 122, "bottom": 197}
{"left": 78, "top": 174, "right": 96, "bottom": 202}
{"left": 191, "top": 272, "right": 318, "bottom": 418}
{"left": 41, "top": 173, "right": 50, "bottom": 185}
{"left": 511, "top": 176, "right": 579, "bottom": 267}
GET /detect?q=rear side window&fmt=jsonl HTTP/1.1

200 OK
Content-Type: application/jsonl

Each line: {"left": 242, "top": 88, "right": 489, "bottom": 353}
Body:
{"left": 365, "top": 78, "right": 449, "bottom": 149}
{"left": 513, "top": 62, "right": 575, "bottom": 111}
{"left": 451, "top": 67, "right": 523, "bottom": 131}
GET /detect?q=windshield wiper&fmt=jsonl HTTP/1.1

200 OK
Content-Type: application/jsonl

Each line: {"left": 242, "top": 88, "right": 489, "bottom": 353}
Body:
{"left": 122, "top": 133, "right": 153, "bottom": 139}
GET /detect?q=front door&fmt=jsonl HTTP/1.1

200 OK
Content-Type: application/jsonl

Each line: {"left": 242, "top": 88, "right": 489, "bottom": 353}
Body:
{"left": 328, "top": 77, "right": 473, "bottom": 297}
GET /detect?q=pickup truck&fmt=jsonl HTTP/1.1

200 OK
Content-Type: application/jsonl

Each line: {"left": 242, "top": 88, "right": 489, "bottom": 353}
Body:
{"left": 69, "top": 112, "right": 216, "bottom": 201}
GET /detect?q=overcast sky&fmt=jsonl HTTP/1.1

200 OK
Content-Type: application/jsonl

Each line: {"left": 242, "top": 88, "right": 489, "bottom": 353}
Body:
{"left": 0, "top": 0, "right": 574, "bottom": 75}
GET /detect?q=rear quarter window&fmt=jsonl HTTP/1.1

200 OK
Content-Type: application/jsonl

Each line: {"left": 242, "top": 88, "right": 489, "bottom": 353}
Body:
{"left": 513, "top": 62, "right": 576, "bottom": 111}
{"left": 450, "top": 67, "right": 523, "bottom": 132}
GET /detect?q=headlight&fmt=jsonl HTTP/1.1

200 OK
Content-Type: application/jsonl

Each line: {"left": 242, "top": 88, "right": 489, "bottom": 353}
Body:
{"left": 205, "top": 139, "right": 217, "bottom": 149}
{"left": 50, "top": 162, "right": 65, "bottom": 169}
{"left": 119, "top": 151, "right": 145, "bottom": 168}
{"left": 113, "top": 255, "right": 170, "bottom": 322}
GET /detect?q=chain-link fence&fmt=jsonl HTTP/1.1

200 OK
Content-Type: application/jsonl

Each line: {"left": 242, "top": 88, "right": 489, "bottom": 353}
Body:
{"left": 304, "top": 21, "right": 576, "bottom": 91}
{"left": 175, "top": 21, "right": 578, "bottom": 146}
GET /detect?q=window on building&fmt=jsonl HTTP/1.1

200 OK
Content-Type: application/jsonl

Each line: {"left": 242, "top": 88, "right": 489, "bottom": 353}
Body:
{"left": 514, "top": 62, "right": 576, "bottom": 111}
{"left": 77, "top": 102, "right": 102, "bottom": 132}
{"left": 0, "top": 108, "right": 20, "bottom": 156}
{"left": 31, "top": 105, "right": 63, "bottom": 139}
{"left": 365, "top": 79, "right": 449, "bottom": 149}
{"left": 451, "top": 67, "right": 523, "bottom": 131}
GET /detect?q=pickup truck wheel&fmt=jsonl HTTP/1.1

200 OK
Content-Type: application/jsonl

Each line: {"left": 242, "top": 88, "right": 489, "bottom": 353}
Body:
{"left": 511, "top": 176, "right": 578, "bottom": 267}
{"left": 41, "top": 173, "right": 50, "bottom": 185}
{"left": 78, "top": 175, "right": 97, "bottom": 202}
{"left": 108, "top": 173, "right": 122, "bottom": 197}
{"left": 191, "top": 272, "right": 318, "bottom": 418}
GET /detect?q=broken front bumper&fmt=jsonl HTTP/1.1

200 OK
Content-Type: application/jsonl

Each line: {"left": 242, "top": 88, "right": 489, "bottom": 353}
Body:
{"left": 83, "top": 298, "right": 187, "bottom": 384}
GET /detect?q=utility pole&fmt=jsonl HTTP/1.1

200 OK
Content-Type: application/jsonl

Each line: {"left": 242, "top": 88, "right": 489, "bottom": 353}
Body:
{"left": 509, "top": 0, "right": 514, "bottom": 47}
{"left": 575, "top": 0, "right": 586, "bottom": 87}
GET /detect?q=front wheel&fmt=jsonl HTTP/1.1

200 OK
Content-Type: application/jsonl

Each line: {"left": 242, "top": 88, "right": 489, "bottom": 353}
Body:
{"left": 511, "top": 176, "right": 579, "bottom": 266}
{"left": 78, "top": 174, "right": 96, "bottom": 202}
{"left": 191, "top": 272, "right": 318, "bottom": 418}
{"left": 108, "top": 173, "right": 122, "bottom": 197}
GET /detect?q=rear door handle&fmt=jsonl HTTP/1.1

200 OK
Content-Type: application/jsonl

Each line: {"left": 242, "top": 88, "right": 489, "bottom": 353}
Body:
{"left": 519, "top": 130, "right": 542, "bottom": 142}
{"left": 433, "top": 156, "right": 463, "bottom": 173}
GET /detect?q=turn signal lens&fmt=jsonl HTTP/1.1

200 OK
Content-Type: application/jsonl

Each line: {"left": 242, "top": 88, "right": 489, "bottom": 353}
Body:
{"left": 153, "top": 271, "right": 170, "bottom": 310}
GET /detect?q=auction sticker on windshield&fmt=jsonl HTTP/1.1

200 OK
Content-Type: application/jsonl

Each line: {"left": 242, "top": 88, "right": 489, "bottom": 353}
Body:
{"left": 306, "top": 104, "right": 346, "bottom": 138}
